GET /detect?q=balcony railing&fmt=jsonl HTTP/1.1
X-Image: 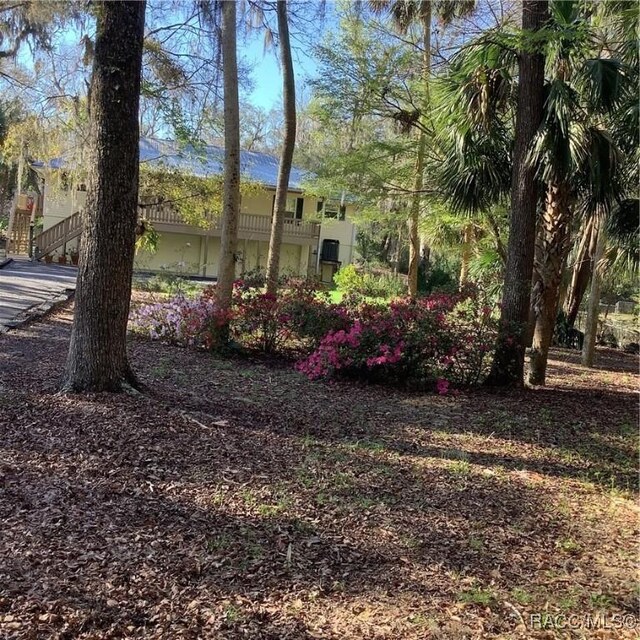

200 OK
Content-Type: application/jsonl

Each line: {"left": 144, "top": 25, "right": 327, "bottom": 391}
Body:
{"left": 34, "top": 202, "right": 321, "bottom": 258}
{"left": 139, "top": 203, "right": 320, "bottom": 241}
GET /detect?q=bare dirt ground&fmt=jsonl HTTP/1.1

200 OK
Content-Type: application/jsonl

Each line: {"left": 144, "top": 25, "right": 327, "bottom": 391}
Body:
{"left": 1, "top": 305, "right": 638, "bottom": 639}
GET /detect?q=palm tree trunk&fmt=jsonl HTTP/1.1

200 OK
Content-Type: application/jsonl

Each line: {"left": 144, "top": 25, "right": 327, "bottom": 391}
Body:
{"left": 459, "top": 223, "right": 473, "bottom": 287}
{"left": 565, "top": 215, "right": 597, "bottom": 326}
{"left": 266, "top": 0, "right": 296, "bottom": 296}
{"left": 217, "top": 0, "right": 241, "bottom": 324}
{"left": 528, "top": 181, "right": 572, "bottom": 386}
{"left": 487, "top": 0, "right": 548, "bottom": 386}
{"left": 63, "top": 0, "right": 145, "bottom": 392}
{"left": 581, "top": 220, "right": 605, "bottom": 366}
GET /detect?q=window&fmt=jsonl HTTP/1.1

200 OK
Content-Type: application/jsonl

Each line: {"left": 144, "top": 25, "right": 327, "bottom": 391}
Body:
{"left": 321, "top": 200, "right": 346, "bottom": 221}
{"left": 285, "top": 196, "right": 304, "bottom": 220}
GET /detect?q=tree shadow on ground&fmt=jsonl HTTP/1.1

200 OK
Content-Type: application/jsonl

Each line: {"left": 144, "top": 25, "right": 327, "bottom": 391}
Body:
{"left": 1, "top": 409, "right": 604, "bottom": 638}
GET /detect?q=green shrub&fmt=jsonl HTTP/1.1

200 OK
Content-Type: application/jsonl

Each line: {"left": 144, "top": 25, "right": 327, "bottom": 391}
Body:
{"left": 333, "top": 264, "right": 364, "bottom": 294}
{"left": 334, "top": 264, "right": 406, "bottom": 300}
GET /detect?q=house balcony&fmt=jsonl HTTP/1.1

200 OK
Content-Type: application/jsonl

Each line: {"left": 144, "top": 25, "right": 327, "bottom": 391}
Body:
{"left": 140, "top": 203, "right": 321, "bottom": 246}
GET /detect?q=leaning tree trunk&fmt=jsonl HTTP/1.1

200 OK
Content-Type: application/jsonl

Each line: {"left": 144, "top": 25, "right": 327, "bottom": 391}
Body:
{"left": 216, "top": 0, "right": 241, "bottom": 327}
{"left": 565, "top": 215, "right": 597, "bottom": 326}
{"left": 528, "top": 181, "right": 572, "bottom": 386}
{"left": 487, "top": 0, "right": 548, "bottom": 386}
{"left": 266, "top": 0, "right": 296, "bottom": 296}
{"left": 581, "top": 220, "right": 605, "bottom": 367}
{"left": 63, "top": 1, "right": 145, "bottom": 392}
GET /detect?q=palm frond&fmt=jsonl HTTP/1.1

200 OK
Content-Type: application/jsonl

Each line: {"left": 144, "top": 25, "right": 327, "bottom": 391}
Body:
{"left": 579, "top": 57, "right": 630, "bottom": 114}
{"left": 604, "top": 197, "right": 640, "bottom": 272}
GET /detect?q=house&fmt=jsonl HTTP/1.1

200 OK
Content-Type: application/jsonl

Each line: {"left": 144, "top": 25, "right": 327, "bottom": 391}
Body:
{"left": 21, "top": 138, "right": 357, "bottom": 282}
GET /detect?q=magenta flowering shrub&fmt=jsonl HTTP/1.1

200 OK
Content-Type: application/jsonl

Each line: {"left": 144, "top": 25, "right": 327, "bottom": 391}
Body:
{"left": 232, "top": 278, "right": 350, "bottom": 352}
{"left": 296, "top": 291, "right": 498, "bottom": 390}
{"left": 231, "top": 287, "right": 292, "bottom": 353}
{"left": 282, "top": 281, "right": 350, "bottom": 348}
{"left": 131, "top": 278, "right": 498, "bottom": 391}
{"left": 130, "top": 295, "right": 229, "bottom": 350}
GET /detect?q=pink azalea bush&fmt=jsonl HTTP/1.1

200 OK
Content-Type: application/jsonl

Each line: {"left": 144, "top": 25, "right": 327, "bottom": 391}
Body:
{"left": 231, "top": 278, "right": 350, "bottom": 353}
{"left": 131, "top": 278, "right": 499, "bottom": 391}
{"left": 296, "top": 290, "right": 498, "bottom": 389}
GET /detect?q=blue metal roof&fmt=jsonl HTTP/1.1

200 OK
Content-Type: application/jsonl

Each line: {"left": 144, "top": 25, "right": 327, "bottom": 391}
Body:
{"left": 33, "top": 137, "right": 310, "bottom": 192}
{"left": 140, "top": 138, "right": 309, "bottom": 191}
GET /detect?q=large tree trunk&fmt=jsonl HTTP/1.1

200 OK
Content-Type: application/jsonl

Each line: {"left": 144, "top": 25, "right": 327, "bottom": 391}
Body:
{"left": 63, "top": 1, "right": 145, "bottom": 392}
{"left": 581, "top": 220, "right": 605, "bottom": 366}
{"left": 266, "top": 0, "right": 296, "bottom": 296}
{"left": 487, "top": 0, "right": 548, "bottom": 386}
{"left": 565, "top": 215, "right": 597, "bottom": 326}
{"left": 528, "top": 181, "right": 572, "bottom": 386}
{"left": 407, "top": 2, "right": 432, "bottom": 298}
{"left": 216, "top": 0, "right": 241, "bottom": 324}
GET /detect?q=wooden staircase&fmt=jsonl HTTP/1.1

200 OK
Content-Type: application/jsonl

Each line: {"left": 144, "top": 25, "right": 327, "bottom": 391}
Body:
{"left": 34, "top": 211, "right": 82, "bottom": 257}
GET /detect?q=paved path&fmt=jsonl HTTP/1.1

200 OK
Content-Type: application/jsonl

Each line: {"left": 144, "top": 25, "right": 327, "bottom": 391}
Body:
{"left": 0, "top": 258, "right": 77, "bottom": 328}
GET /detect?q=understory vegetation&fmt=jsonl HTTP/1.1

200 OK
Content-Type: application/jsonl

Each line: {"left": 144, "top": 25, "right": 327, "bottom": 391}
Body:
{"left": 131, "top": 277, "right": 499, "bottom": 391}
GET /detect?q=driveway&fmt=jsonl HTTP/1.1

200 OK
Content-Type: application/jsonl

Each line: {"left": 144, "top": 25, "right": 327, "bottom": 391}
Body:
{"left": 0, "top": 258, "right": 77, "bottom": 329}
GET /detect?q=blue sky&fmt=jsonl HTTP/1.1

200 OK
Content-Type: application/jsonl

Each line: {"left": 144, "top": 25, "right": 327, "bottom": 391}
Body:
{"left": 240, "top": 2, "right": 339, "bottom": 110}
{"left": 242, "top": 34, "right": 319, "bottom": 110}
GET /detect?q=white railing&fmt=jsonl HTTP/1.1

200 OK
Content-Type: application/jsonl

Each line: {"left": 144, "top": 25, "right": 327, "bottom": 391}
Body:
{"left": 35, "top": 211, "right": 82, "bottom": 255}
{"left": 35, "top": 203, "right": 321, "bottom": 257}
{"left": 139, "top": 203, "right": 320, "bottom": 240}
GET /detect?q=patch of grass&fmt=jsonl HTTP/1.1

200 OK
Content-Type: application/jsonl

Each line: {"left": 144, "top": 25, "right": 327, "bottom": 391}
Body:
{"left": 537, "top": 408, "right": 554, "bottom": 429}
{"left": 556, "top": 538, "right": 581, "bottom": 555}
{"left": 440, "top": 448, "right": 470, "bottom": 461}
{"left": 330, "top": 471, "right": 355, "bottom": 490}
{"left": 209, "top": 484, "right": 231, "bottom": 507}
{"left": 467, "top": 535, "right": 484, "bottom": 552}
{"left": 238, "top": 488, "right": 259, "bottom": 507}
{"left": 133, "top": 274, "right": 205, "bottom": 298}
{"left": 294, "top": 466, "right": 316, "bottom": 489}
{"left": 223, "top": 605, "right": 243, "bottom": 622}
{"left": 589, "top": 593, "right": 614, "bottom": 609}
{"left": 449, "top": 460, "right": 472, "bottom": 476}
{"left": 556, "top": 593, "right": 578, "bottom": 611}
{"left": 150, "top": 357, "right": 173, "bottom": 379}
{"left": 457, "top": 587, "right": 496, "bottom": 606}
{"left": 206, "top": 534, "right": 232, "bottom": 552}
{"left": 510, "top": 587, "right": 533, "bottom": 606}
{"left": 314, "top": 491, "right": 342, "bottom": 507}
{"left": 617, "top": 421, "right": 636, "bottom": 438}
{"left": 257, "top": 499, "right": 289, "bottom": 517}
{"left": 348, "top": 439, "right": 386, "bottom": 453}
{"left": 401, "top": 535, "right": 421, "bottom": 549}
{"left": 407, "top": 613, "right": 438, "bottom": 629}
{"left": 300, "top": 433, "right": 320, "bottom": 448}
{"left": 354, "top": 496, "right": 379, "bottom": 510}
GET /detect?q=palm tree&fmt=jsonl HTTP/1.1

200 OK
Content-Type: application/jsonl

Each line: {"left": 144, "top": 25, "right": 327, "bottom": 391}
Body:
{"left": 266, "top": 0, "right": 296, "bottom": 295}
{"left": 369, "top": 0, "right": 475, "bottom": 297}
{"left": 528, "top": 0, "right": 630, "bottom": 385}
{"left": 565, "top": 0, "right": 639, "bottom": 328}
{"left": 488, "top": 0, "right": 548, "bottom": 386}
{"left": 432, "top": 0, "right": 632, "bottom": 385}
